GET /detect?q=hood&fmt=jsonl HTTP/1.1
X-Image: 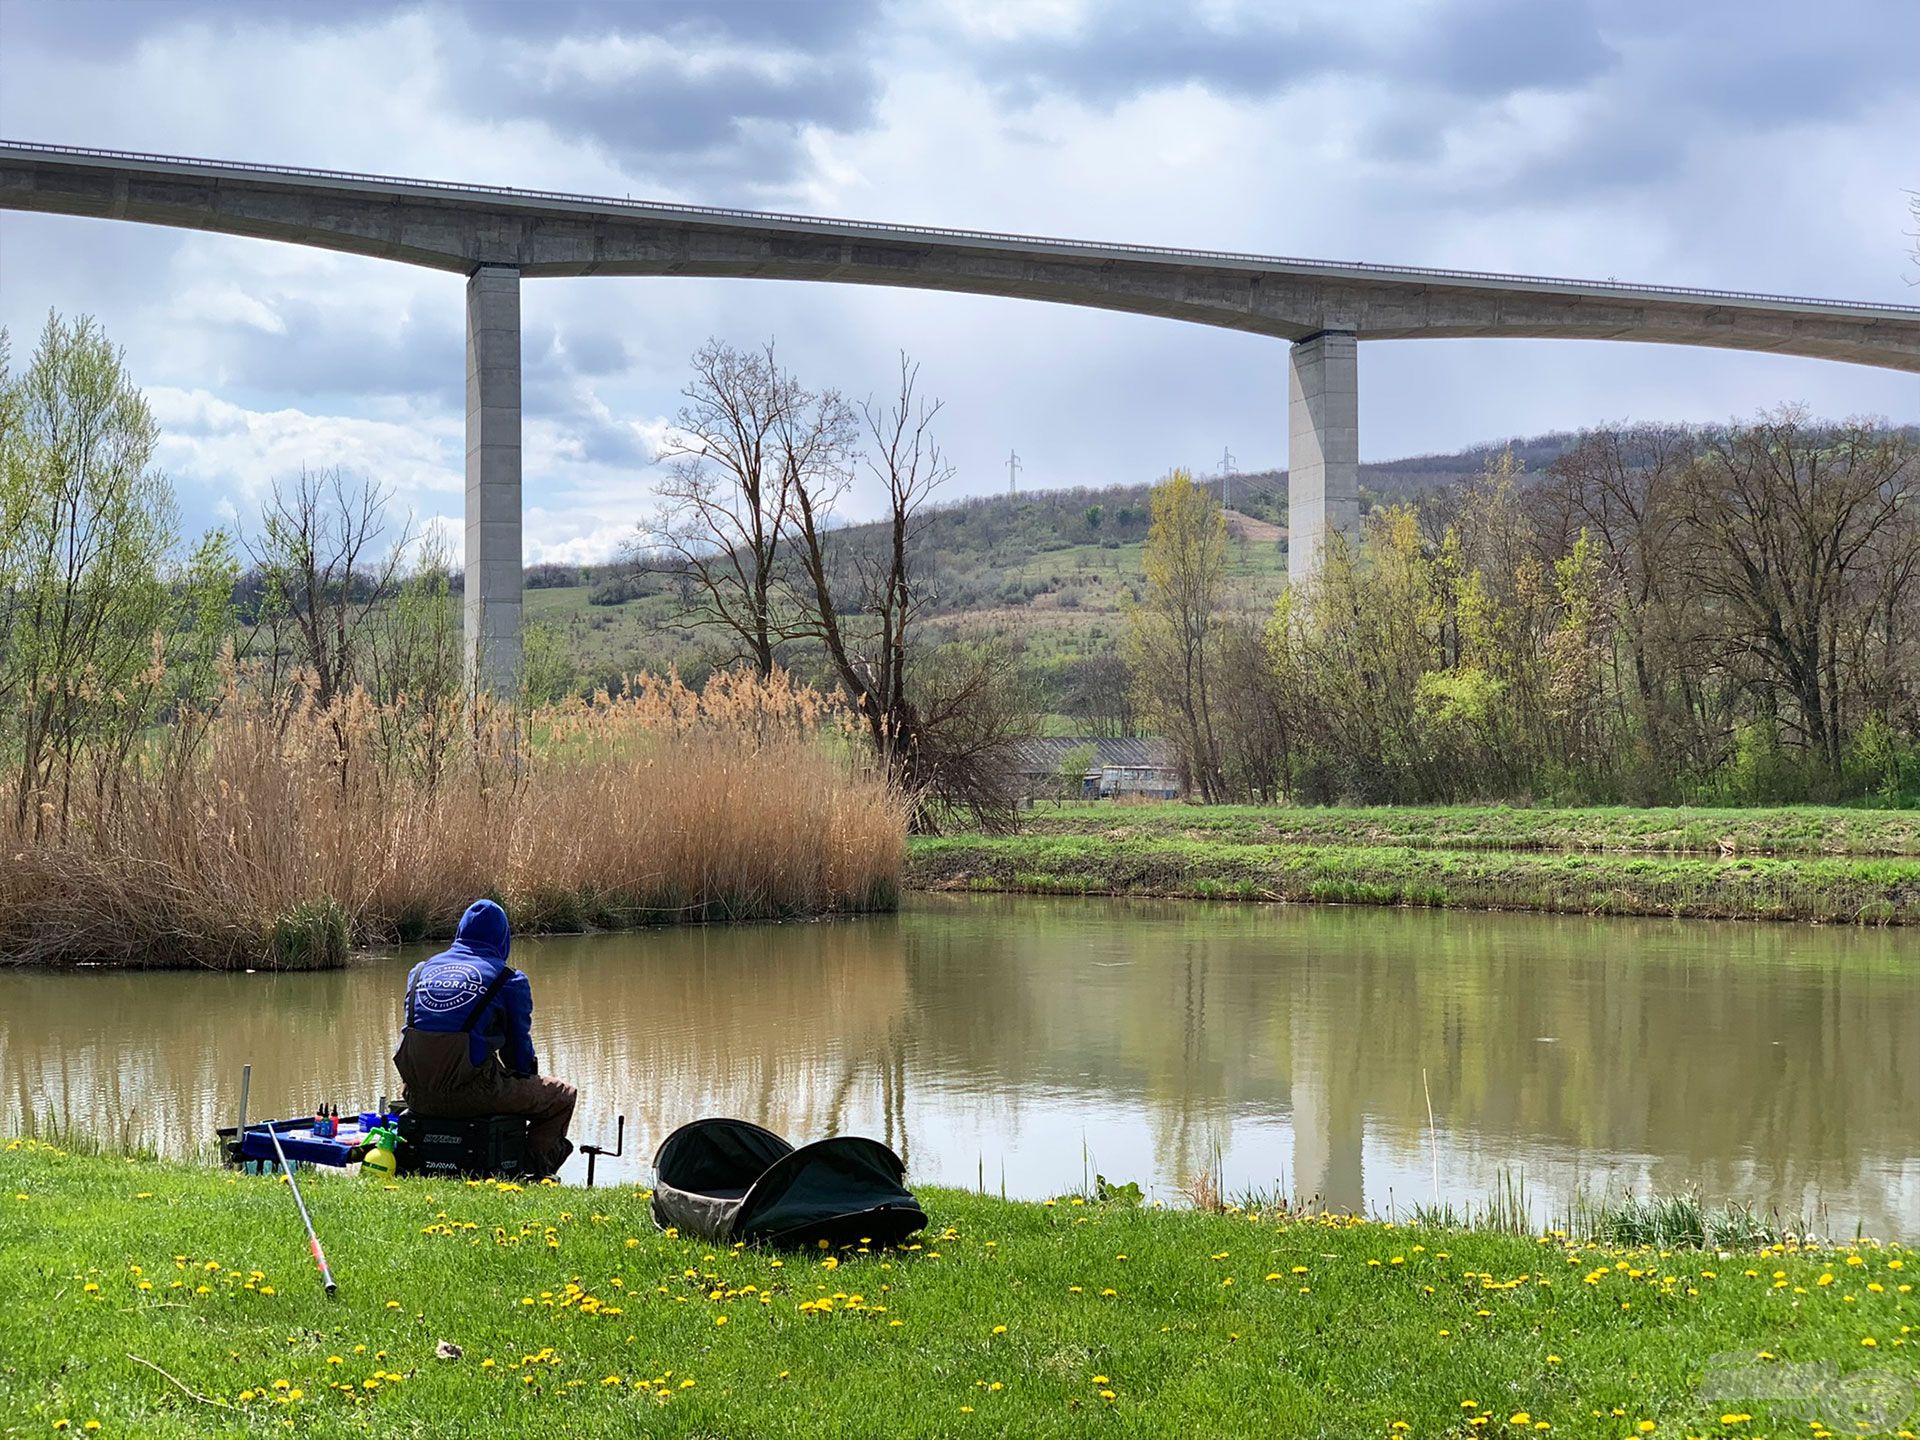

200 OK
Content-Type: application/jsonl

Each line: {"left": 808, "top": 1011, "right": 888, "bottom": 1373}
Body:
{"left": 452, "top": 899, "right": 511, "bottom": 963}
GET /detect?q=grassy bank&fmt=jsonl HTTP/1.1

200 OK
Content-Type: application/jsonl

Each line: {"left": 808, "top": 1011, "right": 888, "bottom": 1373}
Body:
{"left": 1018, "top": 803, "right": 1920, "bottom": 857}
{"left": 0, "top": 670, "right": 905, "bottom": 972}
{"left": 3, "top": 1143, "right": 1913, "bottom": 1438}
{"left": 910, "top": 809, "right": 1920, "bottom": 924}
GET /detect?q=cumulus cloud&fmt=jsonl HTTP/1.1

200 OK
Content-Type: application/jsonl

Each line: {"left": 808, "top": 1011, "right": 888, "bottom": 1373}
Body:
{"left": 2, "top": 0, "right": 1915, "bottom": 565}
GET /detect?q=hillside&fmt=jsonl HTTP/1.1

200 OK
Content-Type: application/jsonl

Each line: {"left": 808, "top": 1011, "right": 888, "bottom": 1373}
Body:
{"left": 529, "top": 432, "right": 1591, "bottom": 690}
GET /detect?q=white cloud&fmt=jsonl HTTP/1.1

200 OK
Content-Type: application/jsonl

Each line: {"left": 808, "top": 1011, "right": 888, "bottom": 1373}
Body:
{"left": 148, "top": 386, "right": 461, "bottom": 526}
{"left": 2, "top": 0, "right": 1913, "bottom": 564}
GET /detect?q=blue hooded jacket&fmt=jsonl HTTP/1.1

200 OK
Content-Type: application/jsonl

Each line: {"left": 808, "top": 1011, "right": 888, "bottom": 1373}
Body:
{"left": 403, "top": 900, "right": 538, "bottom": 1076}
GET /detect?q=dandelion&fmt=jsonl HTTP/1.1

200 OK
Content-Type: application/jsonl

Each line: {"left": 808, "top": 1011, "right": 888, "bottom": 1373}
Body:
{"left": 991, "top": 1325, "right": 1006, "bottom": 1335}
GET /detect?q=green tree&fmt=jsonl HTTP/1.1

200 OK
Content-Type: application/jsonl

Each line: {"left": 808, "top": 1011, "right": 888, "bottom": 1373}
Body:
{"left": 1, "top": 313, "right": 178, "bottom": 839}
{"left": 1128, "top": 469, "right": 1228, "bottom": 801}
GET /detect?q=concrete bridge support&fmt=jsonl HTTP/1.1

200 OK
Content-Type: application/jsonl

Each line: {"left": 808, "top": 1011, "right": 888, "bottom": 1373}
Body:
{"left": 465, "top": 265, "right": 523, "bottom": 691}
{"left": 1287, "top": 330, "right": 1360, "bottom": 586}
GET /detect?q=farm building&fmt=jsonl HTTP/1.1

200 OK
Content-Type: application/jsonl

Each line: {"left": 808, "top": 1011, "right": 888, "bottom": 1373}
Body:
{"left": 1009, "top": 737, "right": 1183, "bottom": 803}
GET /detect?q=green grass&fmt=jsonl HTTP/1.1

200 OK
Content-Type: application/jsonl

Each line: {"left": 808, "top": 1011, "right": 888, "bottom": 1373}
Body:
{"left": 3, "top": 1143, "right": 1915, "bottom": 1438}
{"left": 909, "top": 833, "right": 1920, "bottom": 924}
{"left": 1018, "top": 803, "right": 1920, "bottom": 858}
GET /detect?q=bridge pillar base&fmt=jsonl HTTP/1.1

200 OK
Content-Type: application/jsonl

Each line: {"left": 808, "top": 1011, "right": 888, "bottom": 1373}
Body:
{"left": 465, "top": 265, "right": 523, "bottom": 693}
{"left": 1287, "top": 330, "right": 1359, "bottom": 586}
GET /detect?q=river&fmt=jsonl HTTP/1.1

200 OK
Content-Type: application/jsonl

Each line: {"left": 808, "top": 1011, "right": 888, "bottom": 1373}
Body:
{"left": 1, "top": 895, "right": 1914, "bottom": 1237}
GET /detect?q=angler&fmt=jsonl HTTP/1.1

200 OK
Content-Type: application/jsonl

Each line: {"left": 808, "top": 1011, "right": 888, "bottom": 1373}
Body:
{"left": 393, "top": 899, "right": 576, "bottom": 1178}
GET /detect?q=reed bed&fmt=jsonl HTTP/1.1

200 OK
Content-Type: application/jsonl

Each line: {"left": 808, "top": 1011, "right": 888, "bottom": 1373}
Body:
{"left": 0, "top": 668, "right": 907, "bottom": 970}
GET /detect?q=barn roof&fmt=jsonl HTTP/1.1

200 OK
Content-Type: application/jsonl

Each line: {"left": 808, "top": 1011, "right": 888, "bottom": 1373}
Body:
{"left": 1010, "top": 737, "right": 1173, "bottom": 773}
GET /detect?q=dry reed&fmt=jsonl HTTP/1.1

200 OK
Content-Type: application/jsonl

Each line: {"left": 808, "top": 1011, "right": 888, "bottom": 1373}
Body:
{"left": 0, "top": 667, "right": 907, "bottom": 969}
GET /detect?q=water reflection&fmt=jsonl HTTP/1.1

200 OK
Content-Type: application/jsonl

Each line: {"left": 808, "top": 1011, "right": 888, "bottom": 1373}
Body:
{"left": 1, "top": 897, "right": 1914, "bottom": 1236}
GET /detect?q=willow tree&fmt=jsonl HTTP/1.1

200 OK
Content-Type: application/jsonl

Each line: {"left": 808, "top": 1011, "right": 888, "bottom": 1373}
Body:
{"left": 1128, "top": 469, "right": 1228, "bottom": 801}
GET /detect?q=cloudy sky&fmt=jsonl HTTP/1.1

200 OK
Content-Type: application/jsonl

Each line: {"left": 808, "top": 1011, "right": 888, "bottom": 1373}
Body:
{"left": 2, "top": 0, "right": 1916, "bottom": 563}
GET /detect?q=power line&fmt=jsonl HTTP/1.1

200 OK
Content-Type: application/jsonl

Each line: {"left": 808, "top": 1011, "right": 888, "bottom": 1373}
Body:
{"left": 1007, "top": 448, "right": 1022, "bottom": 496}
{"left": 1219, "top": 445, "right": 1236, "bottom": 510}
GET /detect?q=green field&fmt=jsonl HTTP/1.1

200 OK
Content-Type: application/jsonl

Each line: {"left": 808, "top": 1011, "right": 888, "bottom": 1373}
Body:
{"left": 910, "top": 803, "right": 1920, "bottom": 924}
{"left": 1015, "top": 804, "right": 1920, "bottom": 857}
{"left": 525, "top": 522, "right": 1290, "bottom": 683}
{"left": 3, "top": 1142, "right": 1914, "bottom": 1437}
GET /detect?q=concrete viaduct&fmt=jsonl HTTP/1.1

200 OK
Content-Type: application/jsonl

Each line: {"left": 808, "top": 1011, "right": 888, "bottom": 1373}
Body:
{"left": 5, "top": 141, "right": 1919, "bottom": 689}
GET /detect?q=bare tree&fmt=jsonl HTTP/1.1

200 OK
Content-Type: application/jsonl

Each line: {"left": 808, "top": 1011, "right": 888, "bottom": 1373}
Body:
{"left": 1682, "top": 411, "right": 1919, "bottom": 777}
{"left": 787, "top": 354, "right": 1027, "bottom": 829}
{"left": 645, "top": 340, "right": 854, "bottom": 675}
{"left": 1534, "top": 425, "right": 1707, "bottom": 781}
{"left": 247, "top": 466, "right": 409, "bottom": 706}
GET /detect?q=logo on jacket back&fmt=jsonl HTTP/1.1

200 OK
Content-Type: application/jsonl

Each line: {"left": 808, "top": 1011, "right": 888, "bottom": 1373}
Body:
{"left": 416, "top": 961, "right": 488, "bottom": 1015}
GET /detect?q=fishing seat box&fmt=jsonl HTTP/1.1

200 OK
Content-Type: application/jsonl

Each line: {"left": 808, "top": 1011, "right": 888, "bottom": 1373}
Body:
{"left": 396, "top": 1113, "right": 528, "bottom": 1179}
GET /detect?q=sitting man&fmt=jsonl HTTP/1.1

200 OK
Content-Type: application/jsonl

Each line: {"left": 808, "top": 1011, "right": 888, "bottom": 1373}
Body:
{"left": 393, "top": 899, "right": 577, "bottom": 1178}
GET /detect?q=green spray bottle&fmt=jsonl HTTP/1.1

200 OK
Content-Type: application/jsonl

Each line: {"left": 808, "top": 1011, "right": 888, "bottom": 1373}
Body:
{"left": 360, "top": 1124, "right": 401, "bottom": 1179}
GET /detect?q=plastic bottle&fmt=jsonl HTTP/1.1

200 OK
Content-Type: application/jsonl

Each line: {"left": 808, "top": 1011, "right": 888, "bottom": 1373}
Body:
{"left": 360, "top": 1124, "right": 401, "bottom": 1179}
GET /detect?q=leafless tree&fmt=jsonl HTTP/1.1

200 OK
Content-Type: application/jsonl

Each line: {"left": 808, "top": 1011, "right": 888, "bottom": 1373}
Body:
{"left": 644, "top": 340, "right": 854, "bottom": 675}
{"left": 246, "top": 466, "right": 409, "bottom": 706}
{"left": 787, "top": 354, "right": 1028, "bottom": 829}
{"left": 1535, "top": 424, "right": 1709, "bottom": 779}
{"left": 1682, "top": 410, "right": 1919, "bottom": 776}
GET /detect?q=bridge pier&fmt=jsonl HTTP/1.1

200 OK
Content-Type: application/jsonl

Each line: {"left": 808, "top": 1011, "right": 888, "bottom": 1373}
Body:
{"left": 1286, "top": 329, "right": 1360, "bottom": 586}
{"left": 465, "top": 264, "right": 523, "bottom": 692}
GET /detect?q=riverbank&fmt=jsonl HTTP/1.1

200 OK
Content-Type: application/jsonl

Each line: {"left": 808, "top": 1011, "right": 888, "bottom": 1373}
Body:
{"left": 3, "top": 1143, "right": 1911, "bottom": 1438}
{"left": 909, "top": 803, "right": 1920, "bottom": 924}
{"left": 0, "top": 671, "right": 905, "bottom": 971}
{"left": 1015, "top": 802, "right": 1920, "bottom": 857}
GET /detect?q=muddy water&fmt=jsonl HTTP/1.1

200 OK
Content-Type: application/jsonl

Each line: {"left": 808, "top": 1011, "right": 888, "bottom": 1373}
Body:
{"left": 1, "top": 896, "right": 1914, "bottom": 1235}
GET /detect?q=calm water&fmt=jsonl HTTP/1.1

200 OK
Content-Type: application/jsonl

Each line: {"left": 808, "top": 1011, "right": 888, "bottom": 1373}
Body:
{"left": 1, "top": 896, "right": 1915, "bottom": 1236}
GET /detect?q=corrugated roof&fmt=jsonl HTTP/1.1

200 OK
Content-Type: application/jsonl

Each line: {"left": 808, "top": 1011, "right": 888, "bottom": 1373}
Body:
{"left": 1011, "top": 737, "right": 1173, "bottom": 773}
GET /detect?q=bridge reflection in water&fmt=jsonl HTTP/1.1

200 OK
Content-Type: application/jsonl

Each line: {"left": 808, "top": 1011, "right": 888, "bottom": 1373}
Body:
{"left": 2, "top": 896, "right": 1914, "bottom": 1238}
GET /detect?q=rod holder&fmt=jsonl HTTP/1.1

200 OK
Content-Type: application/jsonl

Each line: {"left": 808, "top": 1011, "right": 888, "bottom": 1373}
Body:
{"left": 580, "top": 1114, "right": 625, "bottom": 1190}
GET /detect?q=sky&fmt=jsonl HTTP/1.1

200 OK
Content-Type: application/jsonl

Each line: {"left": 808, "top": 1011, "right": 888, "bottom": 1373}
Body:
{"left": 1, "top": 0, "right": 1916, "bottom": 564}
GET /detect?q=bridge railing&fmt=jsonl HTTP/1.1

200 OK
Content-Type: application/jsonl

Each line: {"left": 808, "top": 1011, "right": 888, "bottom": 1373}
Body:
{"left": 7, "top": 140, "right": 1920, "bottom": 316}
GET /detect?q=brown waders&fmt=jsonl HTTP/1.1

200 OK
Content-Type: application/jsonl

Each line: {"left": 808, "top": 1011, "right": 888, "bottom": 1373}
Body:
{"left": 393, "top": 971, "right": 577, "bottom": 1178}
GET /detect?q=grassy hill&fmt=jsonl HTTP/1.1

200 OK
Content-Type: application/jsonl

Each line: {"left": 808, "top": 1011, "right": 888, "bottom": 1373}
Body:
{"left": 527, "top": 433, "right": 1592, "bottom": 691}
